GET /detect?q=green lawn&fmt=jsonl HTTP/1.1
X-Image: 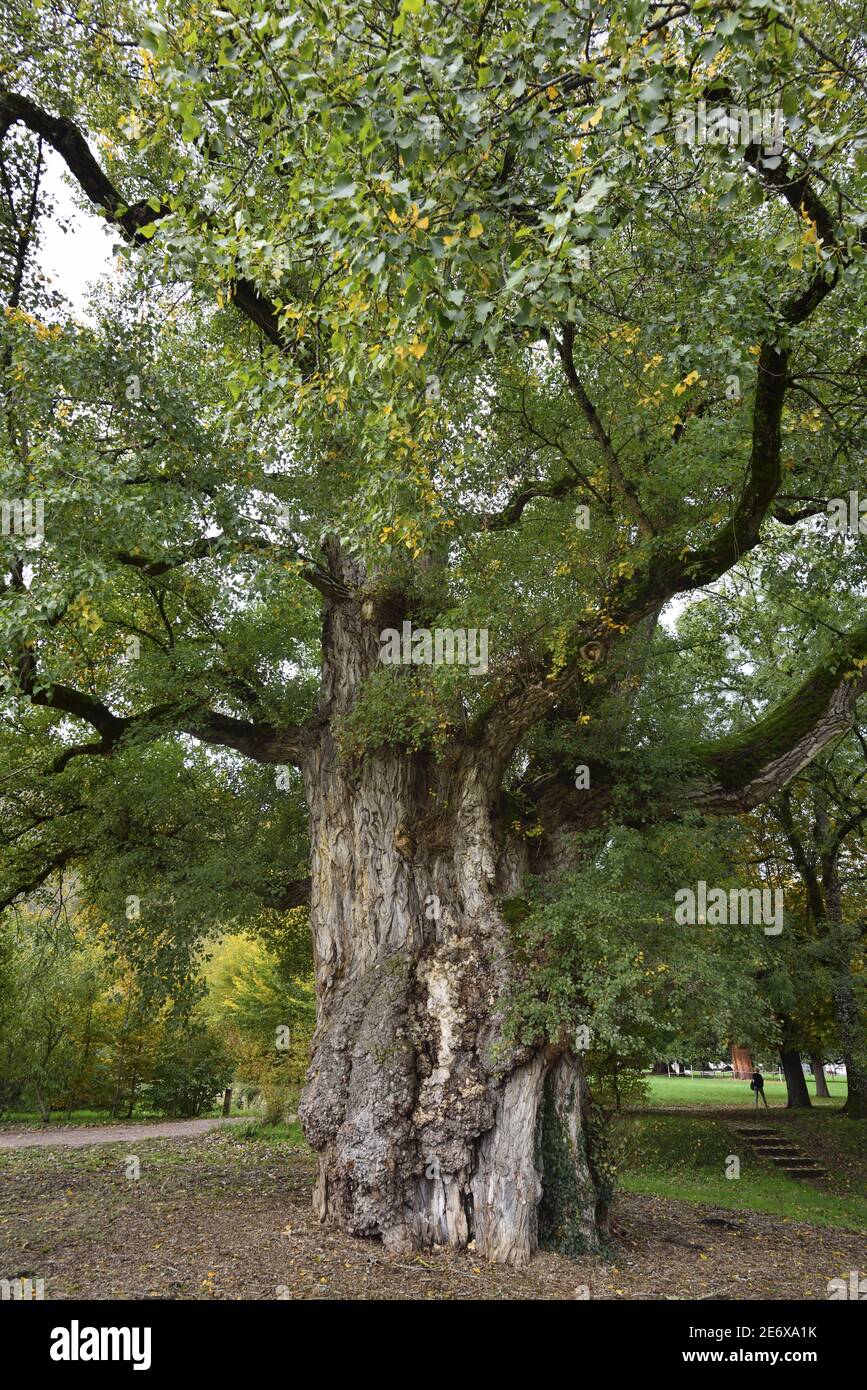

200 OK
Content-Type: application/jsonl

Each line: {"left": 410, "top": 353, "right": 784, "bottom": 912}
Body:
{"left": 644, "top": 1074, "right": 847, "bottom": 1108}
{"left": 0, "top": 1106, "right": 168, "bottom": 1130}
{"left": 0, "top": 1094, "right": 297, "bottom": 1130}
{"left": 223, "top": 1118, "right": 306, "bottom": 1146}
{"left": 616, "top": 1110, "right": 867, "bottom": 1230}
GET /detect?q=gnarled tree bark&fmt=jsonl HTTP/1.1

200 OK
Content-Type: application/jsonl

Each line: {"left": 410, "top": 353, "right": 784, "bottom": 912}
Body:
{"left": 296, "top": 552, "right": 606, "bottom": 1264}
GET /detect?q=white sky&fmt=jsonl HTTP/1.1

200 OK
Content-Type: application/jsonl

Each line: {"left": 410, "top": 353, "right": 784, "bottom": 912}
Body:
{"left": 40, "top": 152, "right": 117, "bottom": 317}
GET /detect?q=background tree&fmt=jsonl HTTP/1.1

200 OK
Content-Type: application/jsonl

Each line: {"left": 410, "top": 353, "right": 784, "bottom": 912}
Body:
{"left": 204, "top": 925, "right": 315, "bottom": 1121}
{"left": 677, "top": 550, "right": 867, "bottom": 1114}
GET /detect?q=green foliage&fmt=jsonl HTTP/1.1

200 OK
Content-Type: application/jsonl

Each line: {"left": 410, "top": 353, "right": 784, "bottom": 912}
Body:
{"left": 226, "top": 1117, "right": 306, "bottom": 1146}
{"left": 0, "top": 909, "right": 108, "bottom": 1119}
{"left": 502, "top": 821, "right": 773, "bottom": 1066}
{"left": 0, "top": 906, "right": 302, "bottom": 1122}
{"left": 203, "top": 930, "right": 315, "bottom": 1119}
{"left": 145, "top": 1027, "right": 233, "bottom": 1119}
{"left": 337, "top": 664, "right": 455, "bottom": 757}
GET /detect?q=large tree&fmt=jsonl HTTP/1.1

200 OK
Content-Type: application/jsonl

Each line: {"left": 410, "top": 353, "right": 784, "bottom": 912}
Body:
{"left": 2, "top": 0, "right": 866, "bottom": 1264}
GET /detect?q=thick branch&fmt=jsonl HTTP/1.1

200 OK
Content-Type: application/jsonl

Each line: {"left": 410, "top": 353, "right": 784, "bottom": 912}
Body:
{"left": 183, "top": 711, "right": 311, "bottom": 766}
{"left": 18, "top": 667, "right": 312, "bottom": 769}
{"left": 0, "top": 88, "right": 286, "bottom": 350}
{"left": 515, "top": 621, "right": 867, "bottom": 849}
{"left": 478, "top": 142, "right": 851, "bottom": 758}
{"left": 0, "top": 846, "right": 78, "bottom": 913}
{"left": 693, "top": 620, "right": 867, "bottom": 813}
{"left": 477, "top": 472, "right": 585, "bottom": 531}
{"left": 116, "top": 535, "right": 350, "bottom": 600}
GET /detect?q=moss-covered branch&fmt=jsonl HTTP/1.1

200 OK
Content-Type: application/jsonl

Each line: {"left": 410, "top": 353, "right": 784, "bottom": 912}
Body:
{"left": 694, "top": 618, "right": 867, "bottom": 810}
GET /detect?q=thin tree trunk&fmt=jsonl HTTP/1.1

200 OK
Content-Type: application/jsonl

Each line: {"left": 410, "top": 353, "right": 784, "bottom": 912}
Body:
{"left": 833, "top": 979, "right": 867, "bottom": 1119}
{"left": 124, "top": 1037, "right": 144, "bottom": 1119}
{"left": 817, "top": 822, "right": 867, "bottom": 1117}
{"left": 780, "top": 1047, "right": 811, "bottom": 1109}
{"left": 68, "top": 998, "right": 95, "bottom": 1116}
{"left": 110, "top": 991, "right": 133, "bottom": 1119}
{"left": 33, "top": 1084, "right": 50, "bottom": 1126}
{"left": 810, "top": 1054, "right": 830, "bottom": 1099}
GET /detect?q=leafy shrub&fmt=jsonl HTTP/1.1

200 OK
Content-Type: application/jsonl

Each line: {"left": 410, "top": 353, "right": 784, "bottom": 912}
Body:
{"left": 146, "top": 1029, "right": 233, "bottom": 1117}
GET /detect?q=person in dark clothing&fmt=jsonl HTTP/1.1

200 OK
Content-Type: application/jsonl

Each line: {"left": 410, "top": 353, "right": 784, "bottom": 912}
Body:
{"left": 750, "top": 1070, "right": 768, "bottom": 1107}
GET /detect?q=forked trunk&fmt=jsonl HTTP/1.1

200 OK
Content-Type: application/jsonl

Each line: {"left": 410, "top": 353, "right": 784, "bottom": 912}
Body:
{"left": 297, "top": 565, "right": 607, "bottom": 1265}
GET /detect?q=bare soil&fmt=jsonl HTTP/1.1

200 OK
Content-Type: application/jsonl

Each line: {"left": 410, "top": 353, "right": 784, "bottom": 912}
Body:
{"left": 0, "top": 1117, "right": 248, "bottom": 1150}
{"left": 0, "top": 1130, "right": 863, "bottom": 1300}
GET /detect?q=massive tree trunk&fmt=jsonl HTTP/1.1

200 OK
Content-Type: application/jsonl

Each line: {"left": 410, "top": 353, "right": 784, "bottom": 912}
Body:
{"left": 296, "top": 556, "right": 608, "bottom": 1265}
{"left": 297, "top": 738, "right": 607, "bottom": 1262}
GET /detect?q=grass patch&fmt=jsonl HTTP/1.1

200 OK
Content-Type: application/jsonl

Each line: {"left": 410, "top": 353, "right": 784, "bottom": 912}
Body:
{"left": 616, "top": 1112, "right": 867, "bottom": 1231}
{"left": 223, "top": 1118, "right": 307, "bottom": 1147}
{"left": 644, "top": 1075, "right": 846, "bottom": 1108}
{"left": 0, "top": 1092, "right": 302, "bottom": 1130}
{"left": 0, "top": 1124, "right": 309, "bottom": 1180}
{"left": 0, "top": 1107, "right": 172, "bottom": 1130}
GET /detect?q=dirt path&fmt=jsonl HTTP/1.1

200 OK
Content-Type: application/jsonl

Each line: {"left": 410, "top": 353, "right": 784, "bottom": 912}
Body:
{"left": 0, "top": 1116, "right": 249, "bottom": 1150}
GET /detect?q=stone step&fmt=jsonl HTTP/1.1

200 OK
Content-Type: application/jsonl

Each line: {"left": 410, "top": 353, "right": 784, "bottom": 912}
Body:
{"left": 731, "top": 1127, "right": 827, "bottom": 1181}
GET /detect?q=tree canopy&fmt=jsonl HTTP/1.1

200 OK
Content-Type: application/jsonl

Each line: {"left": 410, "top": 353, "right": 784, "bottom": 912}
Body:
{"left": 2, "top": 1, "right": 867, "bottom": 1251}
